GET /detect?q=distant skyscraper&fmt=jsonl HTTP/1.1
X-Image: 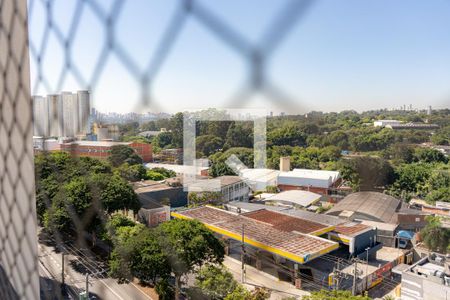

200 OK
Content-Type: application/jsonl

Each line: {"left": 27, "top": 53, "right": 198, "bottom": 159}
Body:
{"left": 427, "top": 105, "right": 432, "bottom": 115}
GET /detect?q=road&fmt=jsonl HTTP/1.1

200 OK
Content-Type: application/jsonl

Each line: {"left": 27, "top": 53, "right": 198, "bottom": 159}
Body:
{"left": 38, "top": 240, "right": 152, "bottom": 300}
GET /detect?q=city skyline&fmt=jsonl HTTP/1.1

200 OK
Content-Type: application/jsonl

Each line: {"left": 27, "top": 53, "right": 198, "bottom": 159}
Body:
{"left": 28, "top": 0, "right": 450, "bottom": 114}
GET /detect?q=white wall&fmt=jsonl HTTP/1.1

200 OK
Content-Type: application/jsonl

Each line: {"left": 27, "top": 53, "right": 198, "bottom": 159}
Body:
{"left": 0, "top": 0, "right": 39, "bottom": 298}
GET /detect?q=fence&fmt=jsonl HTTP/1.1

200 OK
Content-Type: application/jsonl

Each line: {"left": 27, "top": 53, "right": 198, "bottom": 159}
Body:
{"left": 1, "top": 0, "right": 318, "bottom": 298}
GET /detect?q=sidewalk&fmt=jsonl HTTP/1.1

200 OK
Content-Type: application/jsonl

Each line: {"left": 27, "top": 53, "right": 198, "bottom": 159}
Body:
{"left": 223, "top": 256, "right": 310, "bottom": 300}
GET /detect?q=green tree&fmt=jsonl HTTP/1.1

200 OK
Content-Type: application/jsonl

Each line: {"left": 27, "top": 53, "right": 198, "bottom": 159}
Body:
{"left": 188, "top": 191, "right": 223, "bottom": 207}
{"left": 195, "top": 264, "right": 238, "bottom": 300}
{"left": 169, "top": 112, "right": 184, "bottom": 148}
{"left": 149, "top": 167, "right": 177, "bottom": 178}
{"left": 303, "top": 290, "right": 371, "bottom": 300}
{"left": 338, "top": 157, "right": 394, "bottom": 191}
{"left": 390, "top": 163, "right": 433, "bottom": 198}
{"left": 108, "top": 145, "right": 143, "bottom": 167}
{"left": 426, "top": 188, "right": 450, "bottom": 203}
{"left": 224, "top": 122, "right": 253, "bottom": 149}
{"left": 431, "top": 127, "right": 450, "bottom": 145}
{"left": 414, "top": 148, "right": 448, "bottom": 164}
{"left": 268, "top": 123, "right": 306, "bottom": 147}
{"left": 209, "top": 147, "right": 254, "bottom": 177}
{"left": 420, "top": 216, "right": 450, "bottom": 253}
{"left": 197, "top": 135, "right": 223, "bottom": 157}
{"left": 224, "top": 285, "right": 252, "bottom": 300}
{"left": 154, "top": 131, "right": 174, "bottom": 149}
{"left": 146, "top": 170, "right": 165, "bottom": 181}
{"left": 121, "top": 135, "right": 152, "bottom": 144}
{"left": 44, "top": 177, "right": 95, "bottom": 234}
{"left": 109, "top": 222, "right": 147, "bottom": 282}
{"left": 118, "top": 122, "right": 139, "bottom": 136}
{"left": 155, "top": 279, "right": 175, "bottom": 300}
{"left": 325, "top": 130, "right": 349, "bottom": 150}
{"left": 115, "top": 163, "right": 148, "bottom": 182}
{"left": 158, "top": 219, "right": 225, "bottom": 299}
{"left": 128, "top": 229, "right": 171, "bottom": 284}
{"left": 386, "top": 143, "right": 414, "bottom": 164}
{"left": 101, "top": 175, "right": 140, "bottom": 214}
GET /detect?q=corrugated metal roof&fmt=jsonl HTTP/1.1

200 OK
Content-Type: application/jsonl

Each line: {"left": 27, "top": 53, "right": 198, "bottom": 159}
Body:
{"left": 239, "top": 168, "right": 280, "bottom": 183}
{"left": 242, "top": 209, "right": 331, "bottom": 235}
{"left": 172, "top": 206, "right": 338, "bottom": 264}
{"left": 263, "top": 190, "right": 322, "bottom": 207}
{"left": 333, "top": 222, "right": 371, "bottom": 237}
{"left": 63, "top": 141, "right": 132, "bottom": 147}
{"left": 278, "top": 169, "right": 340, "bottom": 188}
{"left": 327, "top": 192, "right": 401, "bottom": 223}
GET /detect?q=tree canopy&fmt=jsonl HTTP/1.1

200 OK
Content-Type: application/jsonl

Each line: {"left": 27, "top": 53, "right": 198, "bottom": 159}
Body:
{"left": 420, "top": 216, "right": 450, "bottom": 253}
{"left": 108, "top": 145, "right": 143, "bottom": 167}
{"left": 303, "top": 290, "right": 371, "bottom": 300}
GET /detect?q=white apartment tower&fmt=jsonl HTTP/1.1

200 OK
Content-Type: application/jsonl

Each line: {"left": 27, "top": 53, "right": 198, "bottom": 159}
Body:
{"left": 61, "top": 92, "right": 79, "bottom": 137}
{"left": 33, "top": 90, "right": 91, "bottom": 137}
{"left": 47, "top": 94, "right": 63, "bottom": 137}
{"left": 32, "top": 95, "right": 49, "bottom": 136}
{"left": 77, "top": 90, "right": 91, "bottom": 134}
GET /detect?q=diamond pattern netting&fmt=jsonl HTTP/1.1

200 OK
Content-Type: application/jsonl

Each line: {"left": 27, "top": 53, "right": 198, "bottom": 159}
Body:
{"left": 1, "top": 0, "right": 315, "bottom": 299}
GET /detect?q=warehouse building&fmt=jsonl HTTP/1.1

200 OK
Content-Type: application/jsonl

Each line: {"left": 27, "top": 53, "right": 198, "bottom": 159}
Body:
{"left": 59, "top": 140, "right": 152, "bottom": 162}
{"left": 134, "top": 179, "right": 188, "bottom": 208}
{"left": 386, "top": 123, "right": 439, "bottom": 130}
{"left": 277, "top": 168, "right": 342, "bottom": 195}
{"left": 186, "top": 176, "right": 250, "bottom": 202}
{"left": 238, "top": 168, "right": 280, "bottom": 191}
{"left": 327, "top": 192, "right": 429, "bottom": 247}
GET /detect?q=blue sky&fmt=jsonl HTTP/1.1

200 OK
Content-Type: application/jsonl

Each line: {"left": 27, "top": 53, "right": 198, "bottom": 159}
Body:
{"left": 28, "top": 0, "right": 450, "bottom": 113}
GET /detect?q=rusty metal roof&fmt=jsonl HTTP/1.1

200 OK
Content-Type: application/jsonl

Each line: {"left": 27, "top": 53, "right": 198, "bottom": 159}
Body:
{"left": 242, "top": 209, "right": 331, "bottom": 235}
{"left": 333, "top": 222, "right": 371, "bottom": 237}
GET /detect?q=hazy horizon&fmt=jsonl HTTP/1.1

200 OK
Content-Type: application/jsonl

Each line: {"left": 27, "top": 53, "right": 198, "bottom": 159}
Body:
{"left": 29, "top": 0, "right": 450, "bottom": 114}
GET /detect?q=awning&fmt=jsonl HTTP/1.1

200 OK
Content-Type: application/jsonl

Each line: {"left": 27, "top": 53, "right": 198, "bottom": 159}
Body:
{"left": 396, "top": 230, "right": 415, "bottom": 240}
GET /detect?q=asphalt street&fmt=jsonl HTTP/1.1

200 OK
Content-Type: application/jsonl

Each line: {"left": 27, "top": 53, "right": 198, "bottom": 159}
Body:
{"left": 38, "top": 241, "right": 152, "bottom": 300}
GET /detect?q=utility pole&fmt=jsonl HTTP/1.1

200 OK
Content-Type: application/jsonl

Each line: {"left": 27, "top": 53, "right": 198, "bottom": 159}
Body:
{"left": 352, "top": 259, "right": 358, "bottom": 296}
{"left": 332, "top": 258, "right": 343, "bottom": 291}
{"left": 365, "top": 247, "right": 370, "bottom": 291}
{"left": 85, "top": 273, "right": 89, "bottom": 297}
{"left": 241, "top": 224, "right": 246, "bottom": 284}
{"left": 61, "top": 252, "right": 65, "bottom": 287}
{"left": 335, "top": 259, "right": 340, "bottom": 290}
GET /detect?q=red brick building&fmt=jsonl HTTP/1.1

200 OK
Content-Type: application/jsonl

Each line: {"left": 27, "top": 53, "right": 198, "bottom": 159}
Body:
{"left": 59, "top": 141, "right": 152, "bottom": 162}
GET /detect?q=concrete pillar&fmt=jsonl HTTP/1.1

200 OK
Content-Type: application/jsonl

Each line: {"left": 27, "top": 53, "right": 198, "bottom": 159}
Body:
{"left": 223, "top": 238, "right": 230, "bottom": 255}
{"left": 255, "top": 254, "right": 262, "bottom": 270}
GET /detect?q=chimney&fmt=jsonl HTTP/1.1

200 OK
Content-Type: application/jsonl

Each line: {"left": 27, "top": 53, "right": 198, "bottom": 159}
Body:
{"left": 280, "top": 157, "right": 290, "bottom": 172}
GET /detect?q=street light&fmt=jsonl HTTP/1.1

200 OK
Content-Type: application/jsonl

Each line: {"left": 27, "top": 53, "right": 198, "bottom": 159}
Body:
{"left": 365, "top": 247, "right": 370, "bottom": 291}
